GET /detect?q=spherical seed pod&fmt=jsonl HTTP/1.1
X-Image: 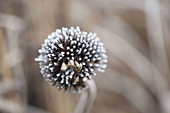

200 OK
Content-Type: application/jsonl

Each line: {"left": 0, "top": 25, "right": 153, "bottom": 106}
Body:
{"left": 35, "top": 27, "right": 107, "bottom": 93}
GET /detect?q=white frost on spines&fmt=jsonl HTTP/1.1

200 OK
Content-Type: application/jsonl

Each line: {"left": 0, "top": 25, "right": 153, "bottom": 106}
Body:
{"left": 35, "top": 26, "right": 107, "bottom": 92}
{"left": 58, "top": 43, "right": 64, "bottom": 49}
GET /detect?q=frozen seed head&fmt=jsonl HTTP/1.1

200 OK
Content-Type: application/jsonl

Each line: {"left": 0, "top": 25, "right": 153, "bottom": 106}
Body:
{"left": 35, "top": 26, "right": 107, "bottom": 93}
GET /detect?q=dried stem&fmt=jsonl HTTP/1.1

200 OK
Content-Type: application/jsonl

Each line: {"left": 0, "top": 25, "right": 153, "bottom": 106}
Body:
{"left": 74, "top": 79, "right": 97, "bottom": 113}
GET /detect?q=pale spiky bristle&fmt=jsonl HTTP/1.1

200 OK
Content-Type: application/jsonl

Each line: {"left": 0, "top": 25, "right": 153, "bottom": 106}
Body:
{"left": 35, "top": 26, "right": 107, "bottom": 93}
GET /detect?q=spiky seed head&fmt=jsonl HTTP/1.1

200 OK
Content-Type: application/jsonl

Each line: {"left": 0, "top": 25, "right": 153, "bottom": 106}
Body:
{"left": 35, "top": 26, "right": 107, "bottom": 93}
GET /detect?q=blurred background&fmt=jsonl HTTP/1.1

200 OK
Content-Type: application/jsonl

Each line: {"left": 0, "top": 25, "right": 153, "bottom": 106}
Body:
{"left": 0, "top": 0, "right": 170, "bottom": 113}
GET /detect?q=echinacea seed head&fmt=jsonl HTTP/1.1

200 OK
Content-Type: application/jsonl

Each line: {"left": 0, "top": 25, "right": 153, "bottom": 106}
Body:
{"left": 35, "top": 26, "right": 107, "bottom": 93}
